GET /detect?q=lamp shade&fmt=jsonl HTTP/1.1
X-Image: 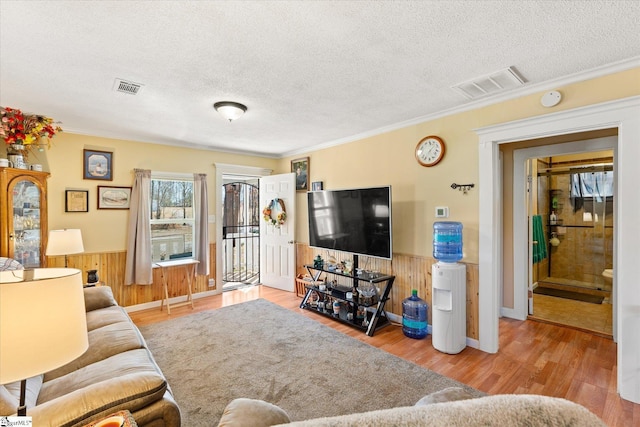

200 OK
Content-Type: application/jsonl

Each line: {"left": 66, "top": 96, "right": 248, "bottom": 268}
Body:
{"left": 0, "top": 268, "right": 88, "bottom": 385}
{"left": 45, "top": 229, "right": 84, "bottom": 256}
{"left": 213, "top": 101, "right": 247, "bottom": 122}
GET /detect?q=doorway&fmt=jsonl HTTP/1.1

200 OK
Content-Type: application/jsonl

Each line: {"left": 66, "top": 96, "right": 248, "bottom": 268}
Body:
{"left": 221, "top": 179, "right": 260, "bottom": 291}
{"left": 477, "top": 96, "right": 640, "bottom": 404}
{"left": 526, "top": 148, "right": 614, "bottom": 337}
{"left": 214, "top": 163, "right": 272, "bottom": 293}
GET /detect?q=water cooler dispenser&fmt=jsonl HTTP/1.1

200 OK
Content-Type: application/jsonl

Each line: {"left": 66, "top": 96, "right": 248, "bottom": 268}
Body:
{"left": 431, "top": 222, "right": 466, "bottom": 354}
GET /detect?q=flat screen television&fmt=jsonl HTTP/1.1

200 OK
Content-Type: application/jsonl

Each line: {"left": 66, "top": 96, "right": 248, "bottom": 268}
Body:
{"left": 307, "top": 186, "right": 392, "bottom": 260}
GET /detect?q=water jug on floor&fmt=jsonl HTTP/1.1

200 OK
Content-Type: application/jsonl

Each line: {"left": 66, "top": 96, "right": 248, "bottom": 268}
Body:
{"left": 402, "top": 289, "right": 428, "bottom": 339}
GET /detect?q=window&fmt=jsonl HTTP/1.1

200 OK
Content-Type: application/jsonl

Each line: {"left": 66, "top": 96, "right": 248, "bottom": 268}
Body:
{"left": 150, "top": 173, "right": 194, "bottom": 261}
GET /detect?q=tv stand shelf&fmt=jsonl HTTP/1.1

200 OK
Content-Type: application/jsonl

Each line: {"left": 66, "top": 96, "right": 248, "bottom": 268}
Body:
{"left": 299, "top": 263, "right": 395, "bottom": 336}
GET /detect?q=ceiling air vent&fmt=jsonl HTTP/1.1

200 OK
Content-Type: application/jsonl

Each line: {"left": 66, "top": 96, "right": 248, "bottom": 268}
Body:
{"left": 113, "top": 78, "right": 144, "bottom": 95}
{"left": 451, "top": 66, "right": 525, "bottom": 100}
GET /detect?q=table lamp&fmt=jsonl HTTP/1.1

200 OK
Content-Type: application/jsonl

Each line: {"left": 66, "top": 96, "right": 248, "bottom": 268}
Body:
{"left": 46, "top": 229, "right": 84, "bottom": 268}
{"left": 0, "top": 268, "right": 88, "bottom": 416}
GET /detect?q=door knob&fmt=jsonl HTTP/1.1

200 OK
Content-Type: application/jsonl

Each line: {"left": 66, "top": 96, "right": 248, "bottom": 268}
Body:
{"left": 288, "top": 240, "right": 294, "bottom": 244}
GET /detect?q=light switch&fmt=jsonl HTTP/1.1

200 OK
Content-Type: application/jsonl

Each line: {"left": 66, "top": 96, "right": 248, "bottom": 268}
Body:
{"left": 208, "top": 215, "right": 216, "bottom": 223}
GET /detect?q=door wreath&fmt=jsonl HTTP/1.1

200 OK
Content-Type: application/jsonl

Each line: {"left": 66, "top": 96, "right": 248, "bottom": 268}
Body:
{"left": 263, "top": 198, "right": 287, "bottom": 227}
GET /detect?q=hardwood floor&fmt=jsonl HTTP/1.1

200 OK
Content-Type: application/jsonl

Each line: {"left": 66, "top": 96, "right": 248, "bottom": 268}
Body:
{"left": 129, "top": 285, "right": 637, "bottom": 426}
{"left": 528, "top": 293, "right": 613, "bottom": 337}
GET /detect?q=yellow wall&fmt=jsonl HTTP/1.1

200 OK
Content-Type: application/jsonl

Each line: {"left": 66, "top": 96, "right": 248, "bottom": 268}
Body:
{"left": 5, "top": 134, "right": 278, "bottom": 253}
{"left": 283, "top": 67, "right": 640, "bottom": 265}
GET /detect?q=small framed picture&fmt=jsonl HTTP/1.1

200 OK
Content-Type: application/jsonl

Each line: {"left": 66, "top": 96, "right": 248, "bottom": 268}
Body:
{"left": 291, "top": 157, "right": 309, "bottom": 192}
{"left": 98, "top": 186, "right": 132, "bottom": 209}
{"left": 83, "top": 149, "right": 113, "bottom": 181}
{"left": 312, "top": 181, "right": 323, "bottom": 191}
{"left": 65, "top": 190, "right": 89, "bottom": 212}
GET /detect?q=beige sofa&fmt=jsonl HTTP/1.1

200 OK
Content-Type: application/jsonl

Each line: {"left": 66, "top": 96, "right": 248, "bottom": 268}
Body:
{"left": 0, "top": 286, "right": 180, "bottom": 427}
{"left": 218, "top": 388, "right": 606, "bottom": 426}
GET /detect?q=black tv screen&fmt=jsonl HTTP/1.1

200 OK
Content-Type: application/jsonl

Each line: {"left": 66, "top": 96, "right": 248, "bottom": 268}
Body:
{"left": 307, "top": 186, "right": 392, "bottom": 259}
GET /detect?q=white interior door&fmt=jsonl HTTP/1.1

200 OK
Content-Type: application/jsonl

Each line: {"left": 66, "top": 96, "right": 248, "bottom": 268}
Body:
{"left": 259, "top": 173, "right": 296, "bottom": 292}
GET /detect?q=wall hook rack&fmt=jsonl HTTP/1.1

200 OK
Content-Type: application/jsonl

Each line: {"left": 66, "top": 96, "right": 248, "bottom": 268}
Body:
{"left": 451, "top": 183, "right": 475, "bottom": 194}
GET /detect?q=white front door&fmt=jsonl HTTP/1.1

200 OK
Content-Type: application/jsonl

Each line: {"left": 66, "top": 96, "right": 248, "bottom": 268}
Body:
{"left": 259, "top": 173, "right": 296, "bottom": 292}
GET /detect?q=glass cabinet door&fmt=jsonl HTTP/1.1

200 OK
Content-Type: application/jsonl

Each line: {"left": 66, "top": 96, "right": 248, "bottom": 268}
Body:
{"left": 11, "top": 179, "right": 43, "bottom": 268}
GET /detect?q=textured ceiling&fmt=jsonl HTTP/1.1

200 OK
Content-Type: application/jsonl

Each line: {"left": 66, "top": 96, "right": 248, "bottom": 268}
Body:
{"left": 1, "top": 1, "right": 639, "bottom": 157}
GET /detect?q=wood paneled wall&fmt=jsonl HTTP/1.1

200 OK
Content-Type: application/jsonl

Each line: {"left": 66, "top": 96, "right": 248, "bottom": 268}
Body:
{"left": 47, "top": 243, "right": 218, "bottom": 307}
{"left": 48, "top": 242, "right": 478, "bottom": 339}
{"left": 295, "top": 244, "right": 479, "bottom": 340}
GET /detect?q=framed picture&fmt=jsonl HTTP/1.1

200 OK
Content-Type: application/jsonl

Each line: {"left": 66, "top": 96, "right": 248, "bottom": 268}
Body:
{"left": 312, "top": 181, "right": 323, "bottom": 191}
{"left": 98, "top": 186, "right": 132, "bottom": 209}
{"left": 83, "top": 149, "right": 113, "bottom": 181}
{"left": 291, "top": 157, "right": 309, "bottom": 192}
{"left": 65, "top": 190, "right": 89, "bottom": 212}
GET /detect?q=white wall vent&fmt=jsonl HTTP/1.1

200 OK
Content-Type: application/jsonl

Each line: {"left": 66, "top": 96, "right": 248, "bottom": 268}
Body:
{"left": 113, "top": 78, "right": 144, "bottom": 95}
{"left": 451, "top": 66, "right": 525, "bottom": 100}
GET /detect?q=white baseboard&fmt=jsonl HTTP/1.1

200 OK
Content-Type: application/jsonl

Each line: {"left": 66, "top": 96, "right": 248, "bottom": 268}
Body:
{"left": 124, "top": 289, "right": 218, "bottom": 313}
{"left": 386, "top": 311, "right": 479, "bottom": 350}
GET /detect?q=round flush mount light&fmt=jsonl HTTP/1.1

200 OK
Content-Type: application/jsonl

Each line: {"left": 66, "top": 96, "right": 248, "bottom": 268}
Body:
{"left": 540, "top": 90, "right": 562, "bottom": 108}
{"left": 214, "top": 101, "right": 247, "bottom": 122}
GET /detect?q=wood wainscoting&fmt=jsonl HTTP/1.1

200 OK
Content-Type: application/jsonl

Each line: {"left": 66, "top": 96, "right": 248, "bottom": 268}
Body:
{"left": 48, "top": 242, "right": 479, "bottom": 340}
{"left": 295, "top": 244, "right": 479, "bottom": 340}
{"left": 47, "top": 243, "right": 218, "bottom": 307}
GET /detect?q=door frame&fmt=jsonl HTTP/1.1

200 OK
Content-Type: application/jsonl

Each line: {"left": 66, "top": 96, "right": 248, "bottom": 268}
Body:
{"left": 511, "top": 137, "right": 617, "bottom": 325}
{"left": 476, "top": 95, "right": 640, "bottom": 403}
{"left": 214, "top": 163, "right": 272, "bottom": 295}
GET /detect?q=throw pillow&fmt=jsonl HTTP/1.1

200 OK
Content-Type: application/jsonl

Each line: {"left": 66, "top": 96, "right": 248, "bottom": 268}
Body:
{"left": 218, "top": 398, "right": 291, "bottom": 427}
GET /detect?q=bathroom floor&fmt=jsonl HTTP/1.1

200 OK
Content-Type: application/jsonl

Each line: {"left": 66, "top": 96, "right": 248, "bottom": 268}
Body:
{"left": 528, "top": 293, "right": 613, "bottom": 337}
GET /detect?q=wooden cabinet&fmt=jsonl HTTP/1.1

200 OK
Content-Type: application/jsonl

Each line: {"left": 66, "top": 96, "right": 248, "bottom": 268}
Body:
{"left": 0, "top": 167, "right": 50, "bottom": 268}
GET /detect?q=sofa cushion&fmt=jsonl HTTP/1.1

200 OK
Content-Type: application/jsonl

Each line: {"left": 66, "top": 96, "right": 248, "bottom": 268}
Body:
{"left": 84, "top": 286, "right": 117, "bottom": 312}
{"left": 218, "top": 398, "right": 291, "bottom": 427}
{"left": 0, "top": 375, "right": 43, "bottom": 416}
{"left": 38, "top": 348, "right": 164, "bottom": 404}
{"left": 30, "top": 371, "right": 167, "bottom": 427}
{"left": 86, "top": 306, "right": 131, "bottom": 331}
{"left": 44, "top": 322, "right": 146, "bottom": 381}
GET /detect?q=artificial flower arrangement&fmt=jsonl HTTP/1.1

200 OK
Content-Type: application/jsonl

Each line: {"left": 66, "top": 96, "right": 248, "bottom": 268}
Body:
{"left": 263, "top": 198, "right": 287, "bottom": 227}
{"left": 1, "top": 106, "right": 63, "bottom": 151}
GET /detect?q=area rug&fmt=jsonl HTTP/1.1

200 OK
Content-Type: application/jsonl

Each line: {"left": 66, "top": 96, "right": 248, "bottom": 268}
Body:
{"left": 533, "top": 286, "right": 604, "bottom": 304}
{"left": 138, "top": 299, "right": 482, "bottom": 426}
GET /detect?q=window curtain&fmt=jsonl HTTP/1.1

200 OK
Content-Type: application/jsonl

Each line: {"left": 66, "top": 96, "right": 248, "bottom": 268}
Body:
{"left": 194, "top": 173, "right": 210, "bottom": 276}
{"left": 125, "top": 169, "right": 153, "bottom": 285}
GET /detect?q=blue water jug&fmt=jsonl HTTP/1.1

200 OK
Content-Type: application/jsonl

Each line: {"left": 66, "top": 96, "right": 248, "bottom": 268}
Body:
{"left": 433, "top": 221, "right": 463, "bottom": 263}
{"left": 402, "top": 289, "right": 428, "bottom": 339}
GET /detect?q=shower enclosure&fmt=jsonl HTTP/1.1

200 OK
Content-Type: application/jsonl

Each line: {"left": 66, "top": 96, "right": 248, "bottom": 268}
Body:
{"left": 534, "top": 154, "right": 614, "bottom": 293}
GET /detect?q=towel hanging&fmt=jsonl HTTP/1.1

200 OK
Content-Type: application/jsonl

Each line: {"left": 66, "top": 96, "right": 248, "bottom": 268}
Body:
{"left": 532, "top": 215, "right": 547, "bottom": 263}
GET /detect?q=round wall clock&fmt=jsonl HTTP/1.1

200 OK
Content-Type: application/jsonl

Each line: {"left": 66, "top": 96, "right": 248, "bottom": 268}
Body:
{"left": 415, "top": 135, "right": 445, "bottom": 167}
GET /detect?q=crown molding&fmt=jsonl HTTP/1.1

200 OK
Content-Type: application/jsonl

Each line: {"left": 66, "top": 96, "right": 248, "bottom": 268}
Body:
{"left": 283, "top": 56, "right": 640, "bottom": 158}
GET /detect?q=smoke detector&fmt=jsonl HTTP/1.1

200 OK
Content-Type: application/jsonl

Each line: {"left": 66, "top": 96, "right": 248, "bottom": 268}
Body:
{"left": 540, "top": 90, "right": 562, "bottom": 107}
{"left": 451, "top": 66, "right": 525, "bottom": 100}
{"left": 113, "top": 78, "right": 144, "bottom": 95}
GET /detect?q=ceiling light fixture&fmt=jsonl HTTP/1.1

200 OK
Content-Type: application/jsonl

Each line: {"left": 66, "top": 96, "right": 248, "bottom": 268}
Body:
{"left": 213, "top": 101, "right": 247, "bottom": 122}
